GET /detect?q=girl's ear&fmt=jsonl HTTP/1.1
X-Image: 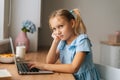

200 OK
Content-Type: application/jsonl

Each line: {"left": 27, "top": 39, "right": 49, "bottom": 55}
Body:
{"left": 71, "top": 19, "right": 75, "bottom": 28}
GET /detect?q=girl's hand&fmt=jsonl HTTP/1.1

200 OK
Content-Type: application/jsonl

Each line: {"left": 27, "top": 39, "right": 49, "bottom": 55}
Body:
{"left": 51, "top": 32, "right": 58, "bottom": 39}
{"left": 27, "top": 61, "right": 45, "bottom": 70}
{"left": 51, "top": 32, "right": 61, "bottom": 42}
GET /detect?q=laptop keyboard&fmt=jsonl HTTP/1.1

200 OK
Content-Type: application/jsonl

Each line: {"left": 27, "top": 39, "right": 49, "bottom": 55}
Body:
{"left": 17, "top": 62, "right": 39, "bottom": 73}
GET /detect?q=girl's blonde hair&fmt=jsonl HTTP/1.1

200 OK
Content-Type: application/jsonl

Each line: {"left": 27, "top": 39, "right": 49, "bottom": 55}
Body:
{"left": 49, "top": 9, "right": 87, "bottom": 35}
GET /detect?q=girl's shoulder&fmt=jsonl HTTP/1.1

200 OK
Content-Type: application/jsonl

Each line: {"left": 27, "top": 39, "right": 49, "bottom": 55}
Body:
{"left": 76, "top": 34, "right": 88, "bottom": 41}
{"left": 70, "top": 34, "right": 89, "bottom": 46}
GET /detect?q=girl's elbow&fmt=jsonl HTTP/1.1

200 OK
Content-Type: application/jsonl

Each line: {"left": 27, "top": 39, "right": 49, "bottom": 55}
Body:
{"left": 71, "top": 66, "right": 79, "bottom": 73}
{"left": 72, "top": 69, "right": 78, "bottom": 73}
{"left": 69, "top": 69, "right": 78, "bottom": 74}
{"left": 74, "top": 68, "right": 79, "bottom": 73}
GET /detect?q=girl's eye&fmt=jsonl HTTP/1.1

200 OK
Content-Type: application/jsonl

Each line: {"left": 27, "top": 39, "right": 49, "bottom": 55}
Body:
{"left": 51, "top": 25, "right": 63, "bottom": 32}
{"left": 52, "top": 28, "right": 56, "bottom": 32}
{"left": 58, "top": 25, "right": 63, "bottom": 29}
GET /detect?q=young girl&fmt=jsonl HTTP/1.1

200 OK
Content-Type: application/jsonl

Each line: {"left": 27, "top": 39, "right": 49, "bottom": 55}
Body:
{"left": 29, "top": 9, "right": 100, "bottom": 80}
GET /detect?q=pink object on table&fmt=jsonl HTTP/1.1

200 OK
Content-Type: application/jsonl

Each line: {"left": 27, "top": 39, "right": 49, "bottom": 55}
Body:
{"left": 15, "top": 31, "right": 30, "bottom": 52}
{"left": 108, "top": 31, "right": 120, "bottom": 43}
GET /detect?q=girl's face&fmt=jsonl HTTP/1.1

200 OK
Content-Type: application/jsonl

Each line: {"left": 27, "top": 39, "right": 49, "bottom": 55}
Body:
{"left": 50, "top": 16, "right": 76, "bottom": 44}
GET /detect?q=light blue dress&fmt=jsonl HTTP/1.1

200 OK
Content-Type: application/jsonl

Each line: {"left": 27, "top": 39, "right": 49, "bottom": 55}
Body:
{"left": 57, "top": 34, "right": 100, "bottom": 80}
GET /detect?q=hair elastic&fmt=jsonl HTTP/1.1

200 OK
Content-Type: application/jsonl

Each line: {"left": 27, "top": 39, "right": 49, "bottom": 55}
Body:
{"left": 69, "top": 10, "right": 76, "bottom": 19}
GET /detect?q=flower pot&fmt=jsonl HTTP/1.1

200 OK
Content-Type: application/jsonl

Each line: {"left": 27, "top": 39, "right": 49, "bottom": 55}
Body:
{"left": 15, "top": 31, "right": 30, "bottom": 52}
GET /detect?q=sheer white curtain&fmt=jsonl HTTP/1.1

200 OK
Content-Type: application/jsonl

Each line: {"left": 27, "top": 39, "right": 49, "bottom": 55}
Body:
{"left": 0, "top": 0, "right": 10, "bottom": 40}
{"left": 0, "top": 0, "right": 4, "bottom": 39}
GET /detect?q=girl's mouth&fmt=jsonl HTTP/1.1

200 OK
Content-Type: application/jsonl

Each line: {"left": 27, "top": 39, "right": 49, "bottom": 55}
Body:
{"left": 59, "top": 35, "right": 64, "bottom": 39}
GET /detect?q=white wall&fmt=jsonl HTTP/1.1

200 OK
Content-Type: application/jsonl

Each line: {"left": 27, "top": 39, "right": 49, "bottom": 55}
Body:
{"left": 79, "top": 0, "right": 120, "bottom": 63}
{"left": 39, "top": 0, "right": 120, "bottom": 63}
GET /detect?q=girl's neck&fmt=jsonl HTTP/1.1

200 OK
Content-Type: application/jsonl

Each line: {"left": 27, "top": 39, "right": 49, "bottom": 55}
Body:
{"left": 66, "top": 35, "right": 77, "bottom": 45}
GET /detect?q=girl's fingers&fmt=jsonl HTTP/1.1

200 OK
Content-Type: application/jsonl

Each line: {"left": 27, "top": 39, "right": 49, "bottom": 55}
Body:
{"left": 27, "top": 62, "right": 36, "bottom": 69}
{"left": 51, "top": 33, "right": 56, "bottom": 39}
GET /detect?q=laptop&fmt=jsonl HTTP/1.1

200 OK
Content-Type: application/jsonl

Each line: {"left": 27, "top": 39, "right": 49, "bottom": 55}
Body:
{"left": 9, "top": 37, "right": 54, "bottom": 75}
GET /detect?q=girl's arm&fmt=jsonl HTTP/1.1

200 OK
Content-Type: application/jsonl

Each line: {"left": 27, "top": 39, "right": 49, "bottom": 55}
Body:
{"left": 45, "top": 52, "right": 86, "bottom": 73}
{"left": 46, "top": 39, "right": 59, "bottom": 64}
{"left": 29, "top": 52, "right": 86, "bottom": 73}
{"left": 46, "top": 32, "right": 61, "bottom": 64}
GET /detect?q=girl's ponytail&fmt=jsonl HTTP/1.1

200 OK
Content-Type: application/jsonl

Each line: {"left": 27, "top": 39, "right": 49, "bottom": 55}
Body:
{"left": 72, "top": 9, "right": 87, "bottom": 35}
